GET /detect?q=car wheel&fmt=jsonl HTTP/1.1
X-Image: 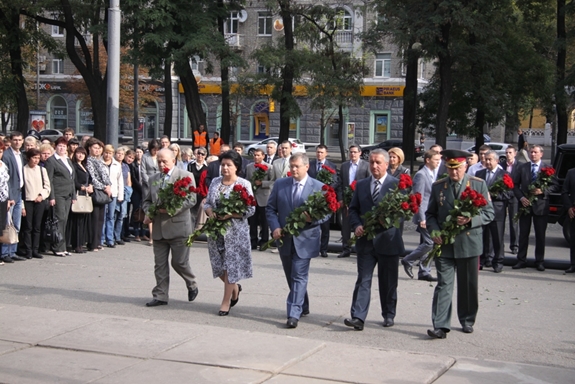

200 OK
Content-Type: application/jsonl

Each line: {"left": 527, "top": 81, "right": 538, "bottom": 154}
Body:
{"left": 499, "top": 155, "right": 507, "bottom": 163}
{"left": 563, "top": 216, "right": 571, "bottom": 247}
{"left": 361, "top": 150, "right": 370, "bottom": 160}
{"left": 248, "top": 148, "right": 255, "bottom": 156}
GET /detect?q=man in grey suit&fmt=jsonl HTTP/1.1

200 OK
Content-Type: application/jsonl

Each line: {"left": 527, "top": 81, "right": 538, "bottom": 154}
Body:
{"left": 499, "top": 145, "right": 522, "bottom": 254}
{"left": 337, "top": 144, "right": 370, "bottom": 258}
{"left": 266, "top": 153, "right": 331, "bottom": 328}
{"left": 142, "top": 149, "right": 199, "bottom": 307}
{"left": 270, "top": 141, "right": 292, "bottom": 181}
{"left": 401, "top": 149, "right": 441, "bottom": 281}
{"left": 245, "top": 149, "right": 272, "bottom": 250}
{"left": 344, "top": 149, "right": 404, "bottom": 330}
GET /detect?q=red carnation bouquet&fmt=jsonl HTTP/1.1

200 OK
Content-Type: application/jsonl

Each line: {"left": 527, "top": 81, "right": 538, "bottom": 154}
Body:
{"left": 423, "top": 186, "right": 488, "bottom": 266}
{"left": 350, "top": 174, "right": 422, "bottom": 244}
{"left": 147, "top": 168, "right": 198, "bottom": 219}
{"left": 251, "top": 163, "right": 269, "bottom": 192}
{"left": 514, "top": 166, "right": 555, "bottom": 222}
{"left": 260, "top": 185, "right": 340, "bottom": 251}
{"left": 343, "top": 180, "right": 357, "bottom": 207}
{"left": 317, "top": 164, "right": 336, "bottom": 185}
{"left": 186, "top": 184, "right": 256, "bottom": 246}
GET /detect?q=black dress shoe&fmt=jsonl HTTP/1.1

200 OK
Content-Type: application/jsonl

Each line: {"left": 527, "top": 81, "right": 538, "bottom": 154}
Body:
{"left": 427, "top": 328, "right": 447, "bottom": 339}
{"left": 565, "top": 266, "right": 575, "bottom": 273}
{"left": 401, "top": 259, "right": 414, "bottom": 279}
{"left": 344, "top": 317, "right": 364, "bottom": 331}
{"left": 512, "top": 261, "right": 527, "bottom": 269}
{"left": 11, "top": 255, "right": 26, "bottom": 261}
{"left": 383, "top": 318, "right": 394, "bottom": 327}
{"left": 536, "top": 264, "right": 545, "bottom": 271}
{"left": 116, "top": 240, "right": 125, "bottom": 245}
{"left": 493, "top": 265, "right": 503, "bottom": 273}
{"left": 24, "top": 253, "right": 33, "bottom": 259}
{"left": 218, "top": 310, "right": 229, "bottom": 316}
{"left": 32, "top": 252, "right": 43, "bottom": 259}
{"left": 337, "top": 251, "right": 351, "bottom": 258}
{"left": 302, "top": 309, "right": 310, "bottom": 316}
{"left": 146, "top": 299, "right": 167, "bottom": 307}
{"left": 121, "top": 237, "right": 131, "bottom": 243}
{"left": 320, "top": 251, "right": 328, "bottom": 258}
{"left": 230, "top": 284, "right": 242, "bottom": 307}
{"left": 511, "top": 248, "right": 518, "bottom": 255}
{"left": 418, "top": 275, "right": 438, "bottom": 282}
{"left": 286, "top": 317, "right": 298, "bottom": 328}
{"left": 462, "top": 325, "right": 474, "bottom": 334}
{"left": 484, "top": 260, "right": 492, "bottom": 268}
{"left": 106, "top": 243, "right": 116, "bottom": 248}
{"left": 1, "top": 256, "right": 14, "bottom": 263}
{"left": 188, "top": 287, "right": 199, "bottom": 301}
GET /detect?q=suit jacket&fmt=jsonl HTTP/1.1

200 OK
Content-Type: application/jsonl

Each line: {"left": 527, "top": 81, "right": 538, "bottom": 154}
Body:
{"left": 476, "top": 167, "right": 510, "bottom": 222}
{"left": 141, "top": 167, "right": 197, "bottom": 240}
{"left": 245, "top": 161, "right": 273, "bottom": 206}
{"left": 411, "top": 166, "right": 435, "bottom": 224}
{"left": 513, "top": 161, "right": 559, "bottom": 216}
{"left": 562, "top": 168, "right": 575, "bottom": 211}
{"left": 388, "top": 165, "right": 410, "bottom": 178}
{"left": 337, "top": 159, "right": 370, "bottom": 200}
{"left": 45, "top": 155, "right": 76, "bottom": 200}
{"left": 308, "top": 159, "right": 339, "bottom": 192}
{"left": 420, "top": 160, "right": 447, "bottom": 177}
{"left": 141, "top": 153, "right": 159, "bottom": 191}
{"left": 266, "top": 176, "right": 330, "bottom": 259}
{"left": 270, "top": 157, "right": 291, "bottom": 181}
{"left": 2, "top": 147, "right": 24, "bottom": 201}
{"left": 128, "top": 161, "right": 142, "bottom": 196}
{"left": 426, "top": 174, "right": 494, "bottom": 258}
{"left": 264, "top": 154, "right": 276, "bottom": 164}
{"left": 348, "top": 175, "right": 405, "bottom": 256}
{"left": 205, "top": 160, "right": 220, "bottom": 188}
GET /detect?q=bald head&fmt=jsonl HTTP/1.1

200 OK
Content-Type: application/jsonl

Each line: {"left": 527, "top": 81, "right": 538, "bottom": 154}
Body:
{"left": 157, "top": 148, "right": 176, "bottom": 170}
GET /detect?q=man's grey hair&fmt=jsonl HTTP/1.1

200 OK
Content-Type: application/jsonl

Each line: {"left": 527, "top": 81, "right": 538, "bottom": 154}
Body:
{"left": 158, "top": 148, "right": 175, "bottom": 159}
{"left": 370, "top": 148, "right": 389, "bottom": 162}
{"left": 530, "top": 144, "right": 544, "bottom": 153}
{"left": 266, "top": 141, "right": 277, "bottom": 147}
{"left": 290, "top": 152, "right": 309, "bottom": 166}
{"left": 484, "top": 150, "right": 498, "bottom": 160}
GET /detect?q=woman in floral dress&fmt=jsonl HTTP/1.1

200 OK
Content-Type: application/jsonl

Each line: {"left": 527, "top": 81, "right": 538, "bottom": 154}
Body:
{"left": 204, "top": 150, "right": 255, "bottom": 316}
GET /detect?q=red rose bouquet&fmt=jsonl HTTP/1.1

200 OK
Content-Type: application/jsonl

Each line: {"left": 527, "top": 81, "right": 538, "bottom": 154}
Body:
{"left": 350, "top": 174, "right": 421, "bottom": 244}
{"left": 343, "top": 180, "right": 357, "bottom": 207}
{"left": 147, "top": 169, "right": 198, "bottom": 219}
{"left": 423, "top": 186, "right": 488, "bottom": 266}
{"left": 489, "top": 173, "right": 514, "bottom": 197}
{"left": 186, "top": 184, "right": 256, "bottom": 246}
{"left": 514, "top": 166, "right": 555, "bottom": 222}
{"left": 260, "top": 185, "right": 340, "bottom": 251}
{"left": 251, "top": 163, "right": 269, "bottom": 192}
{"left": 317, "top": 164, "right": 336, "bottom": 185}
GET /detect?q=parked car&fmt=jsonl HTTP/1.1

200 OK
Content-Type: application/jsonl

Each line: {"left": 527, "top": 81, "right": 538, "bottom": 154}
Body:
{"left": 465, "top": 142, "right": 510, "bottom": 162}
{"left": 360, "top": 140, "right": 425, "bottom": 160}
{"left": 38, "top": 129, "right": 63, "bottom": 141}
{"left": 244, "top": 137, "right": 305, "bottom": 156}
{"left": 548, "top": 144, "right": 575, "bottom": 246}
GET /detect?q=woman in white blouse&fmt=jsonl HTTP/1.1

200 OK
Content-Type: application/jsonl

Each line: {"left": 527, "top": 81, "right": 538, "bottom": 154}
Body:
{"left": 101, "top": 144, "right": 124, "bottom": 248}
{"left": 0, "top": 142, "right": 10, "bottom": 265}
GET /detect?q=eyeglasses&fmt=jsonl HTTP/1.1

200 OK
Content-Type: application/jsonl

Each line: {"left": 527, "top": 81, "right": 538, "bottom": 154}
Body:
{"left": 196, "top": 152, "right": 206, "bottom": 156}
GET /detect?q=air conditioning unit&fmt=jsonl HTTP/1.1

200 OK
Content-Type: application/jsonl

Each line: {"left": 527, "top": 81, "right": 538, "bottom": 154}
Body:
{"left": 39, "top": 56, "right": 46, "bottom": 62}
{"left": 39, "top": 64, "right": 46, "bottom": 72}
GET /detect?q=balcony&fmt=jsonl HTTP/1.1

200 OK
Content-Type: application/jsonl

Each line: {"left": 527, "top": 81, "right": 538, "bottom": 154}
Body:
{"left": 225, "top": 33, "right": 244, "bottom": 51}
{"left": 334, "top": 30, "right": 353, "bottom": 44}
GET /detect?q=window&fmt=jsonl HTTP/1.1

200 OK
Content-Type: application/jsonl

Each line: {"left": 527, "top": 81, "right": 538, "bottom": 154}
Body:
{"left": 374, "top": 53, "right": 391, "bottom": 78}
{"left": 52, "top": 59, "right": 64, "bottom": 74}
{"left": 226, "top": 11, "right": 239, "bottom": 34}
{"left": 257, "top": 63, "right": 270, "bottom": 74}
{"left": 334, "top": 9, "right": 352, "bottom": 31}
{"left": 51, "top": 25, "right": 64, "bottom": 36}
{"left": 419, "top": 60, "right": 427, "bottom": 79}
{"left": 258, "top": 12, "right": 272, "bottom": 35}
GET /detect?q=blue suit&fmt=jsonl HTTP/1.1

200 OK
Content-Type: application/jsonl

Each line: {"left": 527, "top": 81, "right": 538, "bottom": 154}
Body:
{"left": 266, "top": 176, "right": 330, "bottom": 319}
{"left": 348, "top": 175, "right": 404, "bottom": 322}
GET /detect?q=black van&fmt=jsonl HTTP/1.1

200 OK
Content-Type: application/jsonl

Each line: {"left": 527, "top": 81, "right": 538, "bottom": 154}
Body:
{"left": 548, "top": 144, "right": 575, "bottom": 245}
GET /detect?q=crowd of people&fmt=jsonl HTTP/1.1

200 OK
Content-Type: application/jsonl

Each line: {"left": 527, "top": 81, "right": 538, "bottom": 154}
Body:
{"left": 1, "top": 126, "right": 568, "bottom": 338}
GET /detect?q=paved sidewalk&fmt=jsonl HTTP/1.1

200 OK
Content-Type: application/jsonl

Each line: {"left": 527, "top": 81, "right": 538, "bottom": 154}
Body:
{"left": 0, "top": 304, "right": 572, "bottom": 383}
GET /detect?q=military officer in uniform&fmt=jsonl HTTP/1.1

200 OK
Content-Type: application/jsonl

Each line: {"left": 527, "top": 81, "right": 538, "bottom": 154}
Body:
{"left": 426, "top": 149, "right": 494, "bottom": 339}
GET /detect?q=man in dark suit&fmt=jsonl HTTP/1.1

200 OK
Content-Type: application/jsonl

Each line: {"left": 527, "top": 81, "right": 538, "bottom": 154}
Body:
{"left": 337, "top": 144, "right": 370, "bottom": 258}
{"left": 233, "top": 143, "right": 249, "bottom": 178}
{"left": 561, "top": 168, "right": 575, "bottom": 273}
{"left": 0, "top": 133, "right": 25, "bottom": 263}
{"left": 264, "top": 141, "right": 277, "bottom": 164}
{"left": 401, "top": 149, "right": 442, "bottom": 281}
{"left": 426, "top": 150, "right": 494, "bottom": 339}
{"left": 308, "top": 145, "right": 339, "bottom": 257}
{"left": 45, "top": 137, "right": 77, "bottom": 256}
{"left": 499, "top": 145, "right": 523, "bottom": 254}
{"left": 245, "top": 149, "right": 272, "bottom": 250}
{"left": 142, "top": 149, "right": 199, "bottom": 307}
{"left": 512, "top": 144, "right": 558, "bottom": 271}
{"left": 477, "top": 150, "right": 511, "bottom": 273}
{"left": 205, "top": 144, "right": 230, "bottom": 187}
{"left": 266, "top": 153, "right": 331, "bottom": 329}
{"left": 344, "top": 149, "right": 404, "bottom": 331}
{"left": 517, "top": 129, "right": 525, "bottom": 153}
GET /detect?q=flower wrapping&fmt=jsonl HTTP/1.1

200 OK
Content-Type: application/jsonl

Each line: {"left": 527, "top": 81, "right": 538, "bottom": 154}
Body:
{"left": 423, "top": 185, "right": 488, "bottom": 266}
{"left": 514, "top": 166, "right": 555, "bottom": 222}
{"left": 186, "top": 184, "right": 256, "bottom": 246}
{"left": 316, "top": 165, "right": 336, "bottom": 185}
{"left": 146, "top": 171, "right": 198, "bottom": 219}
{"left": 343, "top": 180, "right": 357, "bottom": 207}
{"left": 251, "top": 163, "right": 269, "bottom": 192}
{"left": 260, "top": 185, "right": 340, "bottom": 251}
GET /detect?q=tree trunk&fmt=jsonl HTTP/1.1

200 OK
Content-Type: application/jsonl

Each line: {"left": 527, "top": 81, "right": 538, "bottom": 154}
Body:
{"left": 337, "top": 105, "right": 345, "bottom": 162}
{"left": 403, "top": 40, "right": 418, "bottom": 171}
{"left": 505, "top": 109, "right": 520, "bottom": 143}
{"left": 217, "top": 3, "right": 231, "bottom": 144}
{"left": 278, "top": 1, "right": 294, "bottom": 144}
{"left": 435, "top": 23, "right": 452, "bottom": 149}
{"left": 163, "top": 59, "right": 173, "bottom": 138}
{"left": 176, "top": 63, "right": 205, "bottom": 133}
{"left": 473, "top": 108, "right": 485, "bottom": 153}
{"left": 555, "top": 0, "right": 568, "bottom": 145}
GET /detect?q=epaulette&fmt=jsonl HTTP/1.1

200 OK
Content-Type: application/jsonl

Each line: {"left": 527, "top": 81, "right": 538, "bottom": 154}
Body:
{"left": 433, "top": 177, "right": 449, "bottom": 185}
{"left": 469, "top": 176, "right": 482, "bottom": 182}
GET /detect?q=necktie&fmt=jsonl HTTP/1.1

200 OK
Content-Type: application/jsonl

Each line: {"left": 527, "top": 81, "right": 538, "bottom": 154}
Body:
{"left": 317, "top": 162, "right": 322, "bottom": 172}
{"left": 486, "top": 171, "right": 492, "bottom": 184}
{"left": 531, "top": 163, "right": 537, "bottom": 182}
{"left": 453, "top": 182, "right": 459, "bottom": 198}
{"left": 372, "top": 180, "right": 380, "bottom": 202}
{"left": 292, "top": 183, "right": 301, "bottom": 206}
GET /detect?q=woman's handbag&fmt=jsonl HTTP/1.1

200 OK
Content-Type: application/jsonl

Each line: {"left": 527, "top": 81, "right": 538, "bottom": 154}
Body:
{"left": 43, "top": 207, "right": 62, "bottom": 245}
{"left": 72, "top": 191, "right": 93, "bottom": 213}
{"left": 131, "top": 207, "right": 145, "bottom": 223}
{"left": 92, "top": 189, "right": 112, "bottom": 206}
{"left": 0, "top": 215, "right": 18, "bottom": 244}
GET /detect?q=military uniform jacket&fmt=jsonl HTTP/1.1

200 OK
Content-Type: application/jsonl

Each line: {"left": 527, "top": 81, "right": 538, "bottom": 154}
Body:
{"left": 426, "top": 174, "right": 495, "bottom": 259}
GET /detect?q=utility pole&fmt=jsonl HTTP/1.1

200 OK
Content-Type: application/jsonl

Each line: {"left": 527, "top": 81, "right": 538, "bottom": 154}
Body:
{"left": 107, "top": 0, "right": 121, "bottom": 147}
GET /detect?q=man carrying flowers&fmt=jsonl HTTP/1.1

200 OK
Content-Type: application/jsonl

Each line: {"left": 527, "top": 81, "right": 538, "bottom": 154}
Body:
{"left": 266, "top": 153, "right": 332, "bottom": 329}
{"left": 426, "top": 149, "right": 494, "bottom": 339}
